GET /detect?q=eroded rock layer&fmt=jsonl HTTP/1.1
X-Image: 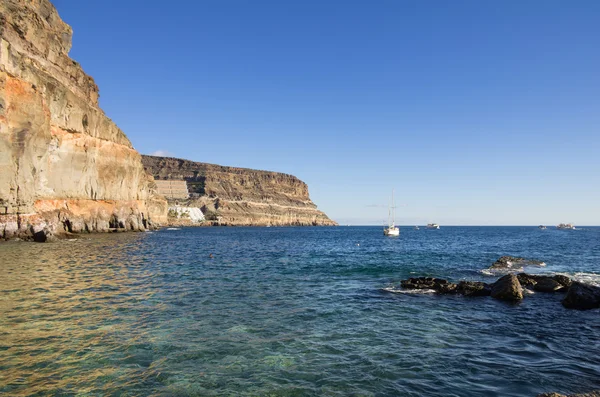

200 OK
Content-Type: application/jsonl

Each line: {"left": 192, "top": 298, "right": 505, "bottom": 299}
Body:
{"left": 141, "top": 155, "right": 337, "bottom": 226}
{"left": 0, "top": 0, "right": 167, "bottom": 240}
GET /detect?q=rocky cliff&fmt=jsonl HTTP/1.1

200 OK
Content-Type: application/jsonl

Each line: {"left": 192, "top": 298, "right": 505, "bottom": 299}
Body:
{"left": 0, "top": 0, "right": 167, "bottom": 241}
{"left": 142, "top": 155, "right": 337, "bottom": 226}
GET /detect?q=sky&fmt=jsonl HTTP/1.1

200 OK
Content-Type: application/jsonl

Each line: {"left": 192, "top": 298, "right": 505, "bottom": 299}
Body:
{"left": 52, "top": 0, "right": 600, "bottom": 225}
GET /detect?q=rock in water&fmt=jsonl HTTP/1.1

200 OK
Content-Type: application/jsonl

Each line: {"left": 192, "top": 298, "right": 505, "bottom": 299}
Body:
{"left": 553, "top": 275, "right": 573, "bottom": 288}
{"left": 533, "top": 278, "right": 564, "bottom": 292}
{"left": 400, "top": 277, "right": 457, "bottom": 293}
{"left": 490, "top": 256, "right": 545, "bottom": 270}
{"left": 538, "top": 391, "right": 600, "bottom": 397}
{"left": 457, "top": 281, "right": 491, "bottom": 296}
{"left": 562, "top": 282, "right": 600, "bottom": 310}
{"left": 491, "top": 274, "right": 523, "bottom": 301}
{"left": 517, "top": 273, "right": 569, "bottom": 292}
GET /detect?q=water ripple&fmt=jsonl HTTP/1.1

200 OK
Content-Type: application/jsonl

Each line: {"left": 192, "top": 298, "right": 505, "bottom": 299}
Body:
{"left": 0, "top": 227, "right": 599, "bottom": 396}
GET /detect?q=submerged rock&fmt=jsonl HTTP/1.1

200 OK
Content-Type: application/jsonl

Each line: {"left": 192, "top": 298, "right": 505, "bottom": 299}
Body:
{"left": 561, "top": 282, "right": 600, "bottom": 310}
{"left": 490, "top": 256, "right": 545, "bottom": 270}
{"left": 491, "top": 274, "right": 523, "bottom": 301}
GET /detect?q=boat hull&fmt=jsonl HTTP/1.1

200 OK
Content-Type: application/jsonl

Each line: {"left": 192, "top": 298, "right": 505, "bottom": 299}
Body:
{"left": 384, "top": 227, "right": 400, "bottom": 236}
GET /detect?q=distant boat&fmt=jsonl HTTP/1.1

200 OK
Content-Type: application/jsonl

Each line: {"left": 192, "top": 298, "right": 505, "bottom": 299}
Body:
{"left": 538, "top": 225, "right": 547, "bottom": 230}
{"left": 384, "top": 190, "right": 400, "bottom": 236}
{"left": 414, "top": 226, "right": 420, "bottom": 230}
{"left": 426, "top": 223, "right": 440, "bottom": 229}
{"left": 557, "top": 223, "right": 575, "bottom": 230}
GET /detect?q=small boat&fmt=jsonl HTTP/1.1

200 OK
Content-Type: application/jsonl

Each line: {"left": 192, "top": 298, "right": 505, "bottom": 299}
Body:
{"left": 414, "top": 226, "right": 420, "bottom": 230}
{"left": 557, "top": 223, "right": 575, "bottom": 230}
{"left": 538, "top": 225, "right": 547, "bottom": 230}
{"left": 426, "top": 223, "right": 440, "bottom": 229}
{"left": 384, "top": 190, "right": 400, "bottom": 236}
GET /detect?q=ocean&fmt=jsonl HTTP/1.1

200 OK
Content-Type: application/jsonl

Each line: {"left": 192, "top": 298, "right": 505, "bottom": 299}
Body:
{"left": 1, "top": 226, "right": 599, "bottom": 396}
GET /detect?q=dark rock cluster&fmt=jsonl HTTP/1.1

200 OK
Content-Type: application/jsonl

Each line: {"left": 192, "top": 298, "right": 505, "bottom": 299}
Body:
{"left": 398, "top": 273, "right": 600, "bottom": 310}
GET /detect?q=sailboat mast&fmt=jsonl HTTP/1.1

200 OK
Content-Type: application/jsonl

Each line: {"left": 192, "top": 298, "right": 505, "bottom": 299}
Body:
{"left": 392, "top": 189, "right": 396, "bottom": 226}
{"left": 387, "top": 196, "right": 391, "bottom": 227}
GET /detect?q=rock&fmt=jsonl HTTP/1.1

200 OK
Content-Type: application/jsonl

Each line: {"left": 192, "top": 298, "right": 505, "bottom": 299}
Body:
{"left": 553, "top": 275, "right": 572, "bottom": 288}
{"left": 457, "top": 281, "right": 491, "bottom": 296}
{"left": 142, "top": 155, "right": 337, "bottom": 226}
{"left": 517, "top": 273, "right": 541, "bottom": 287}
{"left": 562, "top": 282, "right": 600, "bottom": 310}
{"left": 400, "top": 277, "right": 457, "bottom": 293}
{"left": 437, "top": 283, "right": 458, "bottom": 294}
{"left": 517, "top": 273, "right": 568, "bottom": 292}
{"left": 537, "top": 391, "right": 600, "bottom": 397}
{"left": 0, "top": 0, "right": 167, "bottom": 241}
{"left": 491, "top": 274, "right": 523, "bottom": 301}
{"left": 490, "top": 256, "right": 545, "bottom": 270}
{"left": 533, "top": 278, "right": 564, "bottom": 292}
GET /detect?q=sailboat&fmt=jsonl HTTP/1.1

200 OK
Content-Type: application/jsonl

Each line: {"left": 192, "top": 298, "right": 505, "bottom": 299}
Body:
{"left": 384, "top": 190, "right": 400, "bottom": 236}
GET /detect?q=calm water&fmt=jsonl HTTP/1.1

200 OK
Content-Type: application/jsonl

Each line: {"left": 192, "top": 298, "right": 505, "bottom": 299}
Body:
{"left": 1, "top": 226, "right": 599, "bottom": 396}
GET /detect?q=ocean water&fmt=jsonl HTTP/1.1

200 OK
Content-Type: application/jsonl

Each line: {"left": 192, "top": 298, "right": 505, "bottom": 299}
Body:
{"left": 0, "top": 226, "right": 599, "bottom": 396}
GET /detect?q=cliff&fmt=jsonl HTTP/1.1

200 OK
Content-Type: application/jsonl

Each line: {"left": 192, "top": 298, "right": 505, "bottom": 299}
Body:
{"left": 0, "top": 0, "right": 167, "bottom": 241}
{"left": 141, "top": 155, "right": 337, "bottom": 226}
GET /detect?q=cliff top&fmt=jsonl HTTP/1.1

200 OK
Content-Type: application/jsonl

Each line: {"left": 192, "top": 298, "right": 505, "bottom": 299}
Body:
{"left": 142, "top": 155, "right": 303, "bottom": 182}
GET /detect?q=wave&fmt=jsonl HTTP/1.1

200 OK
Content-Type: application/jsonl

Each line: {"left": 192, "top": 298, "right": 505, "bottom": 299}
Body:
{"left": 571, "top": 272, "right": 600, "bottom": 287}
{"left": 166, "top": 228, "right": 181, "bottom": 231}
{"left": 480, "top": 269, "right": 600, "bottom": 287}
{"left": 480, "top": 263, "right": 546, "bottom": 276}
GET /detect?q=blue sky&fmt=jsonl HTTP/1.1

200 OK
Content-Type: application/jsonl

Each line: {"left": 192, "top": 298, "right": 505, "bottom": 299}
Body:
{"left": 53, "top": 0, "right": 599, "bottom": 225}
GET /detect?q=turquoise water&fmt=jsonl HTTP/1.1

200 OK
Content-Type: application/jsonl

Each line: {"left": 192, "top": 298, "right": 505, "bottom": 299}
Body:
{"left": 0, "top": 226, "right": 599, "bottom": 396}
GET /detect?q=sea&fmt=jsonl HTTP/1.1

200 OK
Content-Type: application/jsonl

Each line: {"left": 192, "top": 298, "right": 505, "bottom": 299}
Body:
{"left": 1, "top": 226, "right": 599, "bottom": 396}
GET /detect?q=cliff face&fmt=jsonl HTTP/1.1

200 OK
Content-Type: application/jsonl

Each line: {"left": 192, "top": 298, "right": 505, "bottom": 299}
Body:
{"left": 0, "top": 0, "right": 167, "bottom": 240}
{"left": 142, "top": 155, "right": 337, "bottom": 226}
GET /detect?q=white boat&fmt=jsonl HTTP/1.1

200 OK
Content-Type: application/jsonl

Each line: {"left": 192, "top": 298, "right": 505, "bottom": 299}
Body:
{"left": 557, "top": 223, "right": 575, "bottom": 230}
{"left": 426, "top": 223, "right": 440, "bottom": 229}
{"left": 538, "top": 225, "right": 547, "bottom": 230}
{"left": 414, "top": 226, "right": 420, "bottom": 230}
{"left": 384, "top": 190, "right": 400, "bottom": 236}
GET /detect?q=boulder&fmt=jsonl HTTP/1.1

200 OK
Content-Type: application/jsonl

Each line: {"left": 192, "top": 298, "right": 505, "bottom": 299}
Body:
{"left": 490, "top": 256, "right": 545, "bottom": 270}
{"left": 517, "top": 273, "right": 570, "bottom": 292}
{"left": 457, "top": 281, "right": 491, "bottom": 296}
{"left": 533, "top": 278, "right": 564, "bottom": 292}
{"left": 491, "top": 274, "right": 523, "bottom": 301}
{"left": 562, "top": 282, "right": 600, "bottom": 310}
